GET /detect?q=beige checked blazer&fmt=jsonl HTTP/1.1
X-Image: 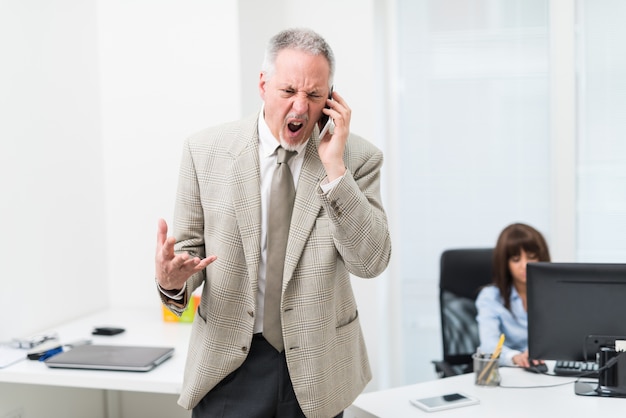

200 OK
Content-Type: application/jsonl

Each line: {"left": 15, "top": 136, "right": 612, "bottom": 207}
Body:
{"left": 160, "top": 112, "right": 391, "bottom": 418}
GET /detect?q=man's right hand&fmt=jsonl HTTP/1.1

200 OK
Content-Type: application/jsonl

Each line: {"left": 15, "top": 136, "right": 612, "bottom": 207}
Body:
{"left": 155, "top": 218, "right": 216, "bottom": 291}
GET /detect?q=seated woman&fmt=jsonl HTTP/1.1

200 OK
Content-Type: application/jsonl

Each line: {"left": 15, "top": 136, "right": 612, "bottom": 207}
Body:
{"left": 476, "top": 223, "right": 550, "bottom": 367}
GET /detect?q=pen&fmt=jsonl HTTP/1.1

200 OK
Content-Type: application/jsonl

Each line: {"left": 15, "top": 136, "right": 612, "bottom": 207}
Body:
{"left": 27, "top": 345, "right": 63, "bottom": 361}
{"left": 477, "top": 333, "right": 505, "bottom": 384}
{"left": 491, "top": 333, "right": 505, "bottom": 359}
{"left": 26, "top": 339, "right": 92, "bottom": 361}
{"left": 38, "top": 346, "right": 63, "bottom": 361}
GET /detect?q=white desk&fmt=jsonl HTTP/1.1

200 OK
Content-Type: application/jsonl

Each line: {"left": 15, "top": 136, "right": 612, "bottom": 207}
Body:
{"left": 346, "top": 366, "right": 625, "bottom": 418}
{"left": 0, "top": 308, "right": 191, "bottom": 394}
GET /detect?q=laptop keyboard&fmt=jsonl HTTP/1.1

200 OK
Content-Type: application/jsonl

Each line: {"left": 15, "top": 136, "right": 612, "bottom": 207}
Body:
{"left": 553, "top": 360, "right": 599, "bottom": 378}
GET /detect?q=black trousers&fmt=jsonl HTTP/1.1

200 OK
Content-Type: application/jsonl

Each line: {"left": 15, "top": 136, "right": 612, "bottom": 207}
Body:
{"left": 192, "top": 334, "right": 344, "bottom": 418}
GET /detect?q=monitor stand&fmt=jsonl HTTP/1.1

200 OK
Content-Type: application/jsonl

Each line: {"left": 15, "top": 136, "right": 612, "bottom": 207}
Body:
{"left": 575, "top": 348, "right": 626, "bottom": 398}
{"left": 575, "top": 381, "right": 626, "bottom": 397}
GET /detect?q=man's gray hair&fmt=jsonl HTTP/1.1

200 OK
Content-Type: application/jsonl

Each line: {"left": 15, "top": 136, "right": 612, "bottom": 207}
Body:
{"left": 262, "top": 28, "right": 335, "bottom": 86}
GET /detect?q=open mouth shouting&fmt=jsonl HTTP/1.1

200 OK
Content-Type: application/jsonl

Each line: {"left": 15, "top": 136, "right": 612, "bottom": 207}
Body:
{"left": 288, "top": 120, "right": 303, "bottom": 133}
{"left": 282, "top": 115, "right": 308, "bottom": 144}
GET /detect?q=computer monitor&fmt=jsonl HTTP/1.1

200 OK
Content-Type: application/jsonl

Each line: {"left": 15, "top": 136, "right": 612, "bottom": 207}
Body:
{"left": 527, "top": 262, "right": 626, "bottom": 362}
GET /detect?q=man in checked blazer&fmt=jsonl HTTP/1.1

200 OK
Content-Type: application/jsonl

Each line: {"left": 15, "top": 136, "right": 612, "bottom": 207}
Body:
{"left": 155, "top": 28, "right": 391, "bottom": 418}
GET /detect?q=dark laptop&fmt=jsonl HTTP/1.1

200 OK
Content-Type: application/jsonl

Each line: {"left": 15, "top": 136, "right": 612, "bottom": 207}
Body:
{"left": 44, "top": 344, "right": 174, "bottom": 372}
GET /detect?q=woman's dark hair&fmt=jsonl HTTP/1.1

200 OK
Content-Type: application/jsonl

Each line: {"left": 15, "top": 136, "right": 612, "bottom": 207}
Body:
{"left": 492, "top": 223, "right": 551, "bottom": 311}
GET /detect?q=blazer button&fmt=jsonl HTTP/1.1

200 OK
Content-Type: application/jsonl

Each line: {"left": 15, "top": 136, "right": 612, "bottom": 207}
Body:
{"left": 242, "top": 346, "right": 248, "bottom": 353}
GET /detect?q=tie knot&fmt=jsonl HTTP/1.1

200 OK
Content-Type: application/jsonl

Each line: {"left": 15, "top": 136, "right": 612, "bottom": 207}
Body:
{"left": 276, "top": 147, "right": 296, "bottom": 164}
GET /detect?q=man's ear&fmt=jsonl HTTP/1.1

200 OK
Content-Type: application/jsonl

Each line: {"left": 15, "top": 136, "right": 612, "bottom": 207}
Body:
{"left": 259, "top": 72, "right": 267, "bottom": 100}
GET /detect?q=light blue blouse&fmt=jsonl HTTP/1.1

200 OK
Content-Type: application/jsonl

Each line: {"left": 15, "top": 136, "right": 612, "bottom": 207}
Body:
{"left": 475, "top": 285, "right": 527, "bottom": 366}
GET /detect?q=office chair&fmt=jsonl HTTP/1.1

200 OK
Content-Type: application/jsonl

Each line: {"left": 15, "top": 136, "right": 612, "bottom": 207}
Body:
{"left": 432, "top": 248, "right": 494, "bottom": 378}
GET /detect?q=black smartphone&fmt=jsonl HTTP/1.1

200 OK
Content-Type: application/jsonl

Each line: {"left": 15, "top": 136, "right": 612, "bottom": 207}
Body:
{"left": 92, "top": 327, "right": 125, "bottom": 336}
{"left": 318, "top": 86, "right": 334, "bottom": 138}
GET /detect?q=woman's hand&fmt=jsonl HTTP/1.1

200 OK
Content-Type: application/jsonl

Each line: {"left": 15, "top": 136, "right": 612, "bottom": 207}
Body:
{"left": 512, "top": 351, "right": 531, "bottom": 367}
{"left": 513, "top": 350, "right": 544, "bottom": 368}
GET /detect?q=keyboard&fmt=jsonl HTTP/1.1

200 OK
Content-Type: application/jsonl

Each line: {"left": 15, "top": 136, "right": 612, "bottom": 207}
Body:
{"left": 553, "top": 360, "right": 599, "bottom": 377}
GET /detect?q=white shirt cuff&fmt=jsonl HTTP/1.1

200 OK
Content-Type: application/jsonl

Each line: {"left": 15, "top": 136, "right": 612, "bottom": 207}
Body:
{"left": 320, "top": 174, "right": 343, "bottom": 194}
{"left": 157, "top": 280, "right": 186, "bottom": 300}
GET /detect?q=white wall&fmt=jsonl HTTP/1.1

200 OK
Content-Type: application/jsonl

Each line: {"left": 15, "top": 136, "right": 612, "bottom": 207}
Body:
{"left": 0, "top": 1, "right": 109, "bottom": 415}
{"left": 98, "top": 0, "right": 242, "bottom": 312}
{"left": 0, "top": 0, "right": 108, "bottom": 340}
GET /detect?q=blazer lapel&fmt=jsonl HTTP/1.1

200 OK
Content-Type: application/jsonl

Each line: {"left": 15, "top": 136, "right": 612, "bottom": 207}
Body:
{"left": 283, "top": 138, "right": 326, "bottom": 284}
{"left": 229, "top": 115, "right": 262, "bottom": 293}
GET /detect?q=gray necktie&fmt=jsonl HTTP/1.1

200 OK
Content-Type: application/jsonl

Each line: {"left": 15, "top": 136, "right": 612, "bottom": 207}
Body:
{"left": 263, "top": 146, "right": 297, "bottom": 352}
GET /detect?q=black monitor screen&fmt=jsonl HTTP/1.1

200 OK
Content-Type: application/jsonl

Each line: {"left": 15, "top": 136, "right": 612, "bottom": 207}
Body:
{"left": 527, "top": 262, "right": 626, "bottom": 362}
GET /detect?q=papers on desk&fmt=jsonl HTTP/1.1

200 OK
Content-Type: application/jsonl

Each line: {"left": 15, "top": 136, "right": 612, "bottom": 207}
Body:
{"left": 0, "top": 346, "right": 26, "bottom": 368}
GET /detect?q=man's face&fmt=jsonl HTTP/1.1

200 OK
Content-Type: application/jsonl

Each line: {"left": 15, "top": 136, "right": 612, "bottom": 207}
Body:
{"left": 259, "top": 48, "right": 331, "bottom": 150}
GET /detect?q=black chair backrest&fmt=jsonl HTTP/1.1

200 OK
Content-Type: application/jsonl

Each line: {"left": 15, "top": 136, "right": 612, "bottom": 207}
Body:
{"left": 439, "top": 248, "right": 494, "bottom": 370}
{"left": 440, "top": 248, "right": 494, "bottom": 299}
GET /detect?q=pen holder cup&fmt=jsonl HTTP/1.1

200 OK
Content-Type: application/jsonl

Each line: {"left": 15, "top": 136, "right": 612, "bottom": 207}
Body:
{"left": 473, "top": 353, "right": 501, "bottom": 386}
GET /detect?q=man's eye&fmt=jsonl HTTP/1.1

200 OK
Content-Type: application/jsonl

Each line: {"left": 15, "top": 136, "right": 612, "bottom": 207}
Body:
{"left": 281, "top": 89, "right": 295, "bottom": 95}
{"left": 310, "top": 93, "right": 328, "bottom": 102}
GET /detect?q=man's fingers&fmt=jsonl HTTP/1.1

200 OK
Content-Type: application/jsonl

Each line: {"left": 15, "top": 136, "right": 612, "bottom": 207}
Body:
{"left": 180, "top": 255, "right": 217, "bottom": 272}
{"left": 163, "top": 236, "right": 178, "bottom": 258}
{"left": 195, "top": 255, "right": 217, "bottom": 270}
{"left": 156, "top": 218, "right": 168, "bottom": 246}
{"left": 170, "top": 251, "right": 190, "bottom": 270}
{"left": 156, "top": 219, "right": 178, "bottom": 262}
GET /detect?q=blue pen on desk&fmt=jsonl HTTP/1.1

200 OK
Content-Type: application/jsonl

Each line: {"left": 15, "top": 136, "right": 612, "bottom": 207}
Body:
{"left": 37, "top": 346, "right": 63, "bottom": 361}
{"left": 30, "top": 339, "right": 91, "bottom": 361}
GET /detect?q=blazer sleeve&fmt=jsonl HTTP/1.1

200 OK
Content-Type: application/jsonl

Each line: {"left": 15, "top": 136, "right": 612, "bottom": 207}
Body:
{"left": 318, "top": 134, "right": 392, "bottom": 278}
